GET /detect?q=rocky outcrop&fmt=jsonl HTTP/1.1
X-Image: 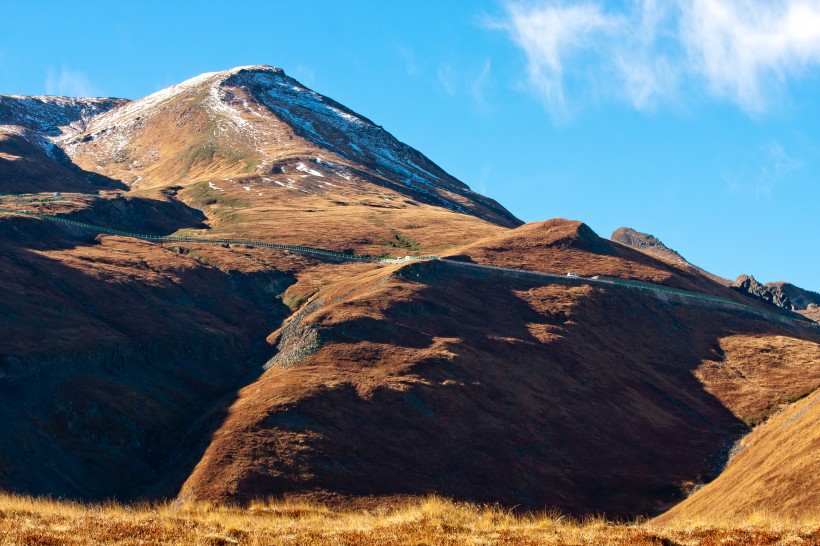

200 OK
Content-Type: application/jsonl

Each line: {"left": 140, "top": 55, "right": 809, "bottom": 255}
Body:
{"left": 765, "top": 282, "right": 820, "bottom": 311}
{"left": 732, "top": 274, "right": 794, "bottom": 310}
{"left": 611, "top": 228, "right": 732, "bottom": 287}
{"left": 611, "top": 227, "right": 686, "bottom": 264}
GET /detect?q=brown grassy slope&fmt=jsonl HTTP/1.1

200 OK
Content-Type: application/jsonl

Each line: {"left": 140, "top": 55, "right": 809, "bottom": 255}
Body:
{"left": 449, "top": 219, "right": 786, "bottom": 308}
{"left": 611, "top": 226, "right": 732, "bottom": 286}
{"left": 169, "top": 177, "right": 508, "bottom": 257}
{"left": 693, "top": 335, "right": 820, "bottom": 424}
{"left": 61, "top": 66, "right": 519, "bottom": 228}
{"left": 3, "top": 494, "right": 818, "bottom": 546}
{"left": 655, "top": 388, "right": 820, "bottom": 524}
{"left": 0, "top": 130, "right": 122, "bottom": 193}
{"left": 0, "top": 203, "right": 298, "bottom": 500}
{"left": 178, "top": 257, "right": 820, "bottom": 517}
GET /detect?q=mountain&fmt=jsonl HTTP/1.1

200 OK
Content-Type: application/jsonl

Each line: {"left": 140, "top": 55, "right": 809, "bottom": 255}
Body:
{"left": 655, "top": 388, "right": 820, "bottom": 523}
{"left": 611, "top": 227, "right": 731, "bottom": 286}
{"left": 0, "top": 94, "right": 125, "bottom": 137}
{"left": 0, "top": 66, "right": 818, "bottom": 519}
{"left": 732, "top": 274, "right": 794, "bottom": 309}
{"left": 730, "top": 275, "right": 820, "bottom": 322}
{"left": 58, "top": 65, "right": 519, "bottom": 229}
{"left": 613, "top": 228, "right": 819, "bottom": 326}
{"left": 0, "top": 95, "right": 126, "bottom": 192}
{"left": 769, "top": 282, "right": 820, "bottom": 311}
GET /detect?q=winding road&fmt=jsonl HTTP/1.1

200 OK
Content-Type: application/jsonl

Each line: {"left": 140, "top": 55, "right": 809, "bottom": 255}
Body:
{"left": 0, "top": 200, "right": 815, "bottom": 330}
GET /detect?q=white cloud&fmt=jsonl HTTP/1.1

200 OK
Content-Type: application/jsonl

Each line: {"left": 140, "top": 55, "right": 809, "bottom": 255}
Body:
{"left": 613, "top": 0, "right": 681, "bottom": 110}
{"left": 397, "top": 45, "right": 418, "bottom": 76}
{"left": 44, "top": 67, "right": 97, "bottom": 97}
{"left": 679, "top": 0, "right": 820, "bottom": 112}
{"left": 492, "top": 1, "right": 620, "bottom": 119}
{"left": 437, "top": 62, "right": 457, "bottom": 95}
{"left": 754, "top": 141, "right": 804, "bottom": 198}
{"left": 470, "top": 58, "right": 493, "bottom": 112}
{"left": 491, "top": 0, "right": 820, "bottom": 118}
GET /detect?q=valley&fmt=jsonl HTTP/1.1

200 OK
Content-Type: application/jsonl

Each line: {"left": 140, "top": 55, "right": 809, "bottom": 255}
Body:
{"left": 0, "top": 65, "right": 818, "bottom": 542}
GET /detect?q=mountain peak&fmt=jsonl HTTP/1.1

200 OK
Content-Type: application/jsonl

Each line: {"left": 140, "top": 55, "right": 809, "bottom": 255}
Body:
{"left": 57, "top": 64, "right": 521, "bottom": 226}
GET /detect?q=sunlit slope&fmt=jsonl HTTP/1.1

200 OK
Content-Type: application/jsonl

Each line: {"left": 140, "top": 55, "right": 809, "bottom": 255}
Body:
{"left": 656, "top": 388, "right": 820, "bottom": 524}
{"left": 60, "top": 65, "right": 519, "bottom": 228}
{"left": 179, "top": 251, "right": 820, "bottom": 516}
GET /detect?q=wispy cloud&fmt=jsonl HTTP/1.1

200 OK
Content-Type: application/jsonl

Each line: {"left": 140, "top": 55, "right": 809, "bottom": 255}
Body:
{"left": 679, "top": 0, "right": 820, "bottom": 112}
{"left": 488, "top": 1, "right": 620, "bottom": 119}
{"left": 437, "top": 62, "right": 458, "bottom": 95}
{"left": 614, "top": 0, "right": 681, "bottom": 110}
{"left": 470, "top": 58, "right": 493, "bottom": 112}
{"left": 44, "top": 67, "right": 97, "bottom": 97}
{"left": 489, "top": 0, "right": 820, "bottom": 119}
{"left": 754, "top": 141, "right": 804, "bottom": 198}
{"left": 397, "top": 45, "right": 419, "bottom": 76}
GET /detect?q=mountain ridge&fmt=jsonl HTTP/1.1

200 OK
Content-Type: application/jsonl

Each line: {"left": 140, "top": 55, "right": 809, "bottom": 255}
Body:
{"left": 0, "top": 65, "right": 818, "bottom": 522}
{"left": 55, "top": 65, "right": 520, "bottom": 228}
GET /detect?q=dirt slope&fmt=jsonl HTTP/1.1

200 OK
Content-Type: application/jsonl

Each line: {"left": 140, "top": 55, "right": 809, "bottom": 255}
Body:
{"left": 59, "top": 65, "right": 519, "bottom": 229}
{"left": 655, "top": 388, "right": 820, "bottom": 523}
{"left": 612, "top": 227, "right": 731, "bottom": 286}
{"left": 179, "top": 255, "right": 820, "bottom": 516}
{"left": 1, "top": 67, "right": 818, "bottom": 519}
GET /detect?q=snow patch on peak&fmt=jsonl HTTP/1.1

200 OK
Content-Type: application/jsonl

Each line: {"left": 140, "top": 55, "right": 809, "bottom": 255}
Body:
{"left": 295, "top": 162, "right": 323, "bottom": 177}
{"left": 221, "top": 65, "right": 283, "bottom": 77}
{"left": 0, "top": 95, "right": 126, "bottom": 137}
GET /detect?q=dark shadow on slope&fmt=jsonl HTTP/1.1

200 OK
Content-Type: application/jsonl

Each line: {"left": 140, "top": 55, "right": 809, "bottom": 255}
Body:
{"left": 64, "top": 194, "right": 208, "bottom": 235}
{"left": 0, "top": 232, "right": 295, "bottom": 501}
{"left": 0, "top": 196, "right": 207, "bottom": 254}
{"left": 0, "top": 132, "right": 127, "bottom": 193}
{"left": 218, "top": 259, "right": 820, "bottom": 517}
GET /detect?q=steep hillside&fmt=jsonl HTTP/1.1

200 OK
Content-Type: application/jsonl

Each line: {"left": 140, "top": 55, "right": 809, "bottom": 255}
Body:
{"left": 179, "top": 255, "right": 820, "bottom": 516}
{"left": 0, "top": 198, "right": 297, "bottom": 499}
{"left": 612, "top": 227, "right": 731, "bottom": 286}
{"left": 0, "top": 94, "right": 125, "bottom": 136}
{"left": 655, "top": 388, "right": 820, "bottom": 523}
{"left": 451, "top": 220, "right": 772, "bottom": 306}
{"left": 59, "top": 65, "right": 519, "bottom": 229}
{"left": 0, "top": 66, "right": 817, "bottom": 520}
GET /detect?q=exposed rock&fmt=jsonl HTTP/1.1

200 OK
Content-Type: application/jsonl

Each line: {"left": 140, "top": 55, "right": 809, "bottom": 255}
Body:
{"left": 732, "top": 274, "right": 794, "bottom": 310}
{"left": 765, "top": 281, "right": 820, "bottom": 311}
{"left": 612, "top": 227, "right": 686, "bottom": 264}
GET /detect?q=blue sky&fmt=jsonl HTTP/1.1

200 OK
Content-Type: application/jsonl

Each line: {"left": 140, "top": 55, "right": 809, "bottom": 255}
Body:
{"left": 2, "top": 0, "right": 818, "bottom": 291}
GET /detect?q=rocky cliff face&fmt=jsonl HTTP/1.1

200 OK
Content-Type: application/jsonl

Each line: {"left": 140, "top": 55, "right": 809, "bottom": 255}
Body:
{"left": 765, "top": 281, "right": 820, "bottom": 311}
{"left": 732, "top": 274, "right": 794, "bottom": 310}
{"left": 611, "top": 227, "right": 687, "bottom": 264}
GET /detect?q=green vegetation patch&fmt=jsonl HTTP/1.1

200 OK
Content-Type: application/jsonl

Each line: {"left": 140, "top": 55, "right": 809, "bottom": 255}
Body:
{"left": 387, "top": 230, "right": 421, "bottom": 251}
{"left": 187, "top": 181, "right": 252, "bottom": 209}
{"left": 282, "top": 287, "right": 320, "bottom": 311}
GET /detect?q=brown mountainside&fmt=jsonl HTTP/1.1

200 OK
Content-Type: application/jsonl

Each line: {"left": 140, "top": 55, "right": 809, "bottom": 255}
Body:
{"left": 0, "top": 66, "right": 818, "bottom": 520}
{"left": 612, "top": 227, "right": 732, "bottom": 286}
{"left": 655, "top": 388, "right": 820, "bottom": 524}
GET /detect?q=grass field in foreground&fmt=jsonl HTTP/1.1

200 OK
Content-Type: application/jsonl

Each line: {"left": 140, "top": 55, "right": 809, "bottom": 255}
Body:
{"left": 0, "top": 494, "right": 818, "bottom": 545}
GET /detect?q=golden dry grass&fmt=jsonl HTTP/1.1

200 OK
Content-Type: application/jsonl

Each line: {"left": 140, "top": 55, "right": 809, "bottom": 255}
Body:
{"left": 656, "top": 389, "right": 820, "bottom": 525}
{"left": 0, "top": 494, "right": 818, "bottom": 546}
